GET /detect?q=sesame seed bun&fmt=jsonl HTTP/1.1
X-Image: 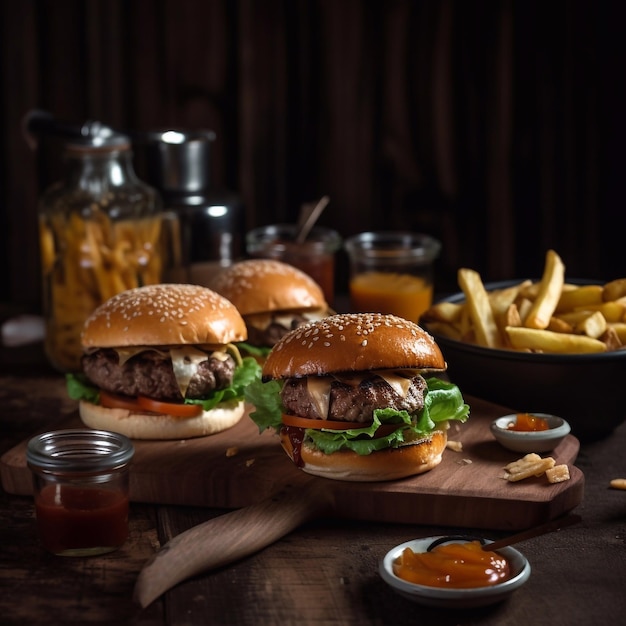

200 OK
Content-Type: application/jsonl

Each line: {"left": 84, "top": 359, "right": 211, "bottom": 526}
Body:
{"left": 262, "top": 312, "right": 445, "bottom": 380}
{"left": 209, "top": 259, "right": 327, "bottom": 316}
{"left": 81, "top": 284, "right": 247, "bottom": 348}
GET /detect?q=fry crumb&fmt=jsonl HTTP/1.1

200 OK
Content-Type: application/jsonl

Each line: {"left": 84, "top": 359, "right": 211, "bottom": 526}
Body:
{"left": 610, "top": 478, "right": 626, "bottom": 490}
{"left": 225, "top": 446, "right": 239, "bottom": 457}
{"left": 246, "top": 458, "right": 255, "bottom": 467}
{"left": 446, "top": 440, "right": 463, "bottom": 452}
{"left": 546, "top": 464, "right": 570, "bottom": 483}
{"left": 502, "top": 453, "right": 556, "bottom": 482}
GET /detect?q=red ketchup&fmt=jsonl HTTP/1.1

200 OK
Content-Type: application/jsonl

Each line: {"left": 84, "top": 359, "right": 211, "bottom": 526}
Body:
{"left": 283, "top": 425, "right": 305, "bottom": 467}
{"left": 34, "top": 484, "right": 129, "bottom": 555}
{"left": 27, "top": 429, "right": 134, "bottom": 556}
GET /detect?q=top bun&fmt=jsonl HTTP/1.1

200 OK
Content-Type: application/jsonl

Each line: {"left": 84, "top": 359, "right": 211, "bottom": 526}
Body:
{"left": 81, "top": 284, "right": 247, "bottom": 348}
{"left": 263, "top": 312, "right": 445, "bottom": 379}
{"left": 209, "top": 259, "right": 327, "bottom": 315}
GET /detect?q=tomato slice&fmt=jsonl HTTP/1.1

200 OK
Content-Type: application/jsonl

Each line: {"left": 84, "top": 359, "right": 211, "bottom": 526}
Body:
{"left": 99, "top": 390, "right": 203, "bottom": 418}
{"left": 281, "top": 413, "right": 402, "bottom": 437}
{"left": 100, "top": 391, "right": 144, "bottom": 412}
{"left": 136, "top": 396, "right": 203, "bottom": 418}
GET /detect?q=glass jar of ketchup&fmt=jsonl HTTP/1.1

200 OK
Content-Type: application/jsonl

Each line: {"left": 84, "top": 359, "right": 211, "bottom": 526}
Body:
{"left": 26, "top": 429, "right": 134, "bottom": 557}
{"left": 246, "top": 223, "right": 342, "bottom": 305}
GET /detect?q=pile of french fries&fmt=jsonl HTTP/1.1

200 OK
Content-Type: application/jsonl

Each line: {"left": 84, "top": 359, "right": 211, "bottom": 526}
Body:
{"left": 40, "top": 211, "right": 163, "bottom": 370}
{"left": 423, "top": 250, "right": 626, "bottom": 354}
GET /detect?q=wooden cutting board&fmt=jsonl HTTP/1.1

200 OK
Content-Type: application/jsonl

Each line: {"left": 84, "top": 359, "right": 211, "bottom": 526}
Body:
{"left": 1, "top": 396, "right": 583, "bottom": 531}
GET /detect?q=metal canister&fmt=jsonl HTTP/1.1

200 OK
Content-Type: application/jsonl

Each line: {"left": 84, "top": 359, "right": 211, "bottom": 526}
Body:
{"left": 138, "top": 129, "right": 244, "bottom": 286}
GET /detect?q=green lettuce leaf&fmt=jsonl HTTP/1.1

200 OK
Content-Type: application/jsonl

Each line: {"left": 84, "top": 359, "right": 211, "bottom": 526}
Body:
{"left": 66, "top": 356, "right": 262, "bottom": 410}
{"left": 245, "top": 375, "right": 470, "bottom": 456}
{"left": 236, "top": 342, "right": 272, "bottom": 360}
{"left": 66, "top": 373, "right": 100, "bottom": 403}
{"left": 244, "top": 378, "right": 284, "bottom": 432}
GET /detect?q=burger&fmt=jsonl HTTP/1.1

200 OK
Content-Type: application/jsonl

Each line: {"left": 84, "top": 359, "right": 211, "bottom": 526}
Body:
{"left": 245, "top": 312, "right": 469, "bottom": 481}
{"left": 66, "top": 283, "right": 262, "bottom": 440}
{"left": 209, "top": 259, "right": 331, "bottom": 361}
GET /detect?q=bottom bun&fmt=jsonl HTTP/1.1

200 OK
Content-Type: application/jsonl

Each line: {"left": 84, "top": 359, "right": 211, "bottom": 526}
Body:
{"left": 79, "top": 399, "right": 245, "bottom": 440}
{"left": 279, "top": 429, "right": 447, "bottom": 481}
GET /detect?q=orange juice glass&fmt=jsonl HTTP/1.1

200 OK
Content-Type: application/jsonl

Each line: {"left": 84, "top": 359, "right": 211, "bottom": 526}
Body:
{"left": 345, "top": 232, "right": 441, "bottom": 322}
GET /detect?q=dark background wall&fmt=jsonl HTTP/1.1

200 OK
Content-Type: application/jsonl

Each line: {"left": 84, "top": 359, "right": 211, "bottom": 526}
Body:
{"left": 2, "top": 0, "right": 625, "bottom": 309}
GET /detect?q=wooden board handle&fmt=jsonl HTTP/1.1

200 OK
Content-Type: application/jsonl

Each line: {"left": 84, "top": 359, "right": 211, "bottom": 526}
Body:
{"left": 134, "top": 479, "right": 333, "bottom": 608}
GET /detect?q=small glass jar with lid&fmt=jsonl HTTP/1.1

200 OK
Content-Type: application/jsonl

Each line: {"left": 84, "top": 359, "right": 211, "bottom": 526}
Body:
{"left": 38, "top": 123, "right": 164, "bottom": 372}
{"left": 26, "top": 429, "right": 134, "bottom": 557}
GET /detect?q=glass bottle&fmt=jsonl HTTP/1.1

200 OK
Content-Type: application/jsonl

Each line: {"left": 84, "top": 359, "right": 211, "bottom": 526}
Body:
{"left": 38, "top": 127, "right": 164, "bottom": 372}
{"left": 26, "top": 429, "right": 134, "bottom": 557}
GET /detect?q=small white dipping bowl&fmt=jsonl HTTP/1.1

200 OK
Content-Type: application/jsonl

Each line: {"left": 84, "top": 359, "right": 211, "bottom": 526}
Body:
{"left": 379, "top": 536, "right": 531, "bottom": 609}
{"left": 490, "top": 413, "right": 571, "bottom": 453}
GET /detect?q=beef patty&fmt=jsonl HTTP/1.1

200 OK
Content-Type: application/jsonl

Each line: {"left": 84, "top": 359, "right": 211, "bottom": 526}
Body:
{"left": 245, "top": 313, "right": 311, "bottom": 348}
{"left": 280, "top": 373, "right": 427, "bottom": 423}
{"left": 81, "top": 348, "right": 236, "bottom": 401}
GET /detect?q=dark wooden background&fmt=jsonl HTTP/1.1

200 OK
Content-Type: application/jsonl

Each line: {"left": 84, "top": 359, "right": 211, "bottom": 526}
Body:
{"left": 1, "top": 0, "right": 625, "bottom": 309}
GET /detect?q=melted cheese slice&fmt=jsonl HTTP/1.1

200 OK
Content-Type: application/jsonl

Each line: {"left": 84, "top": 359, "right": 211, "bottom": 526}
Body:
{"left": 115, "top": 346, "right": 168, "bottom": 366}
{"left": 245, "top": 308, "right": 328, "bottom": 331}
{"left": 170, "top": 347, "right": 217, "bottom": 397}
{"left": 375, "top": 369, "right": 420, "bottom": 398}
{"left": 305, "top": 369, "right": 423, "bottom": 419}
{"left": 306, "top": 377, "right": 333, "bottom": 419}
{"left": 112, "top": 344, "right": 236, "bottom": 398}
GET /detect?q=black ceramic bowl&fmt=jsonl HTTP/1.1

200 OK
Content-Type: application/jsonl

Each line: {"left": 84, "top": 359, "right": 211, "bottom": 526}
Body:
{"left": 422, "top": 280, "right": 626, "bottom": 441}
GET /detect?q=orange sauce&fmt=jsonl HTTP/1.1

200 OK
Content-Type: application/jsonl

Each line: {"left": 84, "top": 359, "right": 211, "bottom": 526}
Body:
{"left": 283, "top": 249, "right": 336, "bottom": 305}
{"left": 393, "top": 541, "right": 511, "bottom": 588}
{"left": 34, "top": 483, "right": 129, "bottom": 554}
{"left": 508, "top": 413, "right": 550, "bottom": 432}
{"left": 349, "top": 272, "right": 433, "bottom": 322}
{"left": 252, "top": 240, "right": 336, "bottom": 305}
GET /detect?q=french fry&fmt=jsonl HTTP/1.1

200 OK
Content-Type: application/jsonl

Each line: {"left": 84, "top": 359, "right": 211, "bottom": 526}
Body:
{"left": 608, "top": 322, "right": 626, "bottom": 343}
{"left": 489, "top": 281, "right": 531, "bottom": 316}
{"left": 603, "top": 278, "right": 626, "bottom": 302}
{"left": 423, "top": 321, "right": 463, "bottom": 341}
{"left": 555, "top": 310, "right": 594, "bottom": 326}
{"left": 600, "top": 327, "right": 622, "bottom": 351}
{"left": 575, "top": 310, "right": 607, "bottom": 339}
{"left": 422, "top": 301, "right": 464, "bottom": 324}
{"left": 547, "top": 316, "right": 573, "bottom": 334}
{"left": 503, "top": 453, "right": 556, "bottom": 482}
{"left": 519, "top": 282, "right": 541, "bottom": 300}
{"left": 515, "top": 297, "right": 534, "bottom": 324}
{"left": 458, "top": 268, "right": 500, "bottom": 348}
{"left": 504, "top": 303, "right": 522, "bottom": 328}
{"left": 423, "top": 249, "right": 626, "bottom": 355}
{"left": 546, "top": 465, "right": 570, "bottom": 484}
{"left": 524, "top": 250, "right": 565, "bottom": 329}
{"left": 505, "top": 326, "right": 607, "bottom": 354}
{"left": 573, "top": 301, "right": 625, "bottom": 323}
{"left": 556, "top": 284, "right": 603, "bottom": 313}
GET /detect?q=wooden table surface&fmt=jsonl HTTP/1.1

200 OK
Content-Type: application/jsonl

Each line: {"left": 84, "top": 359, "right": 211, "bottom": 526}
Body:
{"left": 1, "top": 338, "right": 626, "bottom": 625}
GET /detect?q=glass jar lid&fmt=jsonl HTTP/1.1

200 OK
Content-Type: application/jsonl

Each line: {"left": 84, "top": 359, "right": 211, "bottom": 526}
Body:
{"left": 26, "top": 429, "right": 134, "bottom": 473}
